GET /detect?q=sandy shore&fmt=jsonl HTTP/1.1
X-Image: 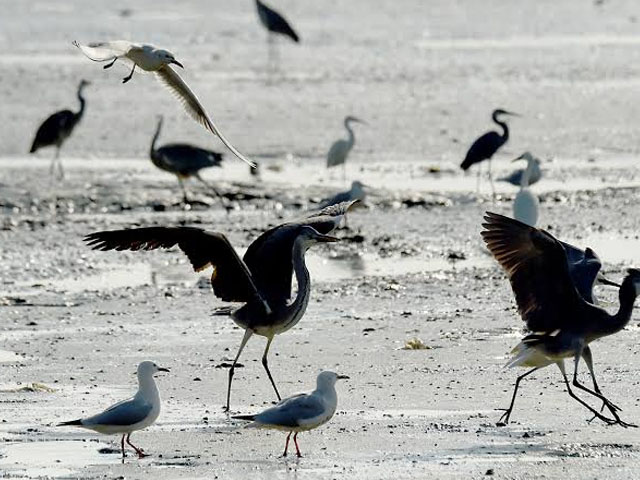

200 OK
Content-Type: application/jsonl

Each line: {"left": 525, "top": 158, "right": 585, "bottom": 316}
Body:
{"left": 2, "top": 0, "right": 640, "bottom": 478}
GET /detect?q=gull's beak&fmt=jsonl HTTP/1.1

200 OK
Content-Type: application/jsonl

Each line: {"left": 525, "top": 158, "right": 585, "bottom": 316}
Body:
{"left": 317, "top": 234, "right": 340, "bottom": 243}
{"left": 171, "top": 59, "right": 184, "bottom": 69}
{"left": 597, "top": 273, "right": 621, "bottom": 288}
{"left": 337, "top": 375, "right": 350, "bottom": 380}
{"left": 158, "top": 367, "right": 170, "bottom": 373}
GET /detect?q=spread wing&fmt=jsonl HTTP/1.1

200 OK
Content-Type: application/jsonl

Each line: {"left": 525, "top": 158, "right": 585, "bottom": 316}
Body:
{"left": 481, "top": 212, "right": 585, "bottom": 332}
{"left": 155, "top": 66, "right": 255, "bottom": 168}
{"left": 84, "top": 397, "right": 152, "bottom": 427}
{"left": 560, "top": 241, "right": 601, "bottom": 304}
{"left": 84, "top": 227, "right": 269, "bottom": 311}
{"left": 73, "top": 40, "right": 138, "bottom": 62}
{"left": 255, "top": 393, "right": 324, "bottom": 428}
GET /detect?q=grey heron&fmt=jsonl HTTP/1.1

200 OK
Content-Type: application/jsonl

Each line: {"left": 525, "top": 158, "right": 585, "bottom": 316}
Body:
{"left": 500, "top": 151, "right": 542, "bottom": 187}
{"left": 29, "top": 79, "right": 90, "bottom": 179}
{"left": 58, "top": 361, "right": 169, "bottom": 459}
{"left": 327, "top": 116, "right": 366, "bottom": 181}
{"left": 234, "top": 371, "right": 348, "bottom": 457}
{"left": 73, "top": 40, "right": 255, "bottom": 168}
{"left": 149, "top": 116, "right": 224, "bottom": 205}
{"left": 84, "top": 201, "right": 354, "bottom": 411}
{"left": 512, "top": 154, "right": 539, "bottom": 226}
{"left": 461, "top": 109, "right": 519, "bottom": 196}
{"left": 255, "top": 0, "right": 299, "bottom": 71}
{"left": 482, "top": 212, "right": 639, "bottom": 427}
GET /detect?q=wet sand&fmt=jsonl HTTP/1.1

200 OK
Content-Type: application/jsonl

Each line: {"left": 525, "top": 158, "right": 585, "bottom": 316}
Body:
{"left": 2, "top": 0, "right": 640, "bottom": 478}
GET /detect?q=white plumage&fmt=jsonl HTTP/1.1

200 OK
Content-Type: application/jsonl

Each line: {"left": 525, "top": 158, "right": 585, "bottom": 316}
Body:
{"left": 512, "top": 152, "right": 540, "bottom": 226}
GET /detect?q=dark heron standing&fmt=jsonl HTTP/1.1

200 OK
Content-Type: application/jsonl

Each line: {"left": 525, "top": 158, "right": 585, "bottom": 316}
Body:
{"left": 84, "top": 201, "right": 355, "bottom": 411}
{"left": 327, "top": 116, "right": 367, "bottom": 181}
{"left": 255, "top": 0, "right": 299, "bottom": 71}
{"left": 461, "top": 109, "right": 519, "bottom": 196}
{"left": 149, "top": 116, "right": 225, "bottom": 205}
{"left": 481, "top": 212, "right": 639, "bottom": 427}
{"left": 30, "top": 79, "right": 90, "bottom": 179}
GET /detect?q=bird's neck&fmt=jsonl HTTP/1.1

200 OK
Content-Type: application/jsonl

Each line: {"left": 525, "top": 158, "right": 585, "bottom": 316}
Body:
{"left": 344, "top": 120, "right": 356, "bottom": 147}
{"left": 608, "top": 277, "right": 638, "bottom": 334}
{"left": 315, "top": 382, "right": 338, "bottom": 408}
{"left": 150, "top": 123, "right": 162, "bottom": 160}
{"left": 492, "top": 113, "right": 509, "bottom": 141}
{"left": 76, "top": 88, "right": 86, "bottom": 120}
{"left": 288, "top": 240, "right": 311, "bottom": 316}
{"left": 521, "top": 160, "right": 533, "bottom": 187}
{"left": 136, "top": 374, "right": 160, "bottom": 404}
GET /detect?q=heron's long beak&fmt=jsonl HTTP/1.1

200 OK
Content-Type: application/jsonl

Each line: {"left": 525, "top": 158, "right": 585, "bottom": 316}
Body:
{"left": 158, "top": 367, "right": 170, "bottom": 373}
{"left": 597, "top": 274, "right": 621, "bottom": 288}
{"left": 318, "top": 234, "right": 340, "bottom": 243}
{"left": 511, "top": 155, "right": 525, "bottom": 163}
{"left": 171, "top": 59, "right": 184, "bottom": 69}
{"left": 337, "top": 375, "right": 350, "bottom": 380}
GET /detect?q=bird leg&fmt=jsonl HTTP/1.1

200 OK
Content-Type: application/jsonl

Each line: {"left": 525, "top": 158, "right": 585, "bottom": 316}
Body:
{"left": 488, "top": 159, "right": 496, "bottom": 202}
{"left": 282, "top": 432, "right": 292, "bottom": 457}
{"left": 194, "top": 173, "right": 227, "bottom": 210}
{"left": 557, "top": 362, "right": 616, "bottom": 425}
{"left": 121, "top": 433, "right": 126, "bottom": 459}
{"left": 496, "top": 367, "right": 539, "bottom": 426}
{"left": 262, "top": 335, "right": 282, "bottom": 401}
{"left": 177, "top": 176, "right": 190, "bottom": 204}
{"left": 122, "top": 63, "right": 136, "bottom": 84}
{"left": 581, "top": 346, "right": 621, "bottom": 413}
{"left": 475, "top": 163, "right": 481, "bottom": 193}
{"left": 293, "top": 432, "right": 302, "bottom": 457}
{"left": 103, "top": 57, "right": 117, "bottom": 69}
{"left": 225, "top": 329, "right": 253, "bottom": 412}
{"left": 126, "top": 433, "right": 149, "bottom": 458}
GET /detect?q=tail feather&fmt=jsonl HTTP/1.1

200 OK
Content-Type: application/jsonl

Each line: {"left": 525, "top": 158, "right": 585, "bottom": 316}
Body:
{"left": 57, "top": 419, "right": 82, "bottom": 426}
{"left": 212, "top": 306, "right": 234, "bottom": 316}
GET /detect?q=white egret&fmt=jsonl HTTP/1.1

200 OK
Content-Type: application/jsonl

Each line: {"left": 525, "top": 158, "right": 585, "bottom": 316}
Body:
{"left": 512, "top": 152, "right": 539, "bottom": 226}
{"left": 73, "top": 40, "right": 255, "bottom": 168}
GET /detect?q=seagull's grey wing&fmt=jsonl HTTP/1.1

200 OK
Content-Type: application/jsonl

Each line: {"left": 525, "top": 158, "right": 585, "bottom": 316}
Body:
{"left": 255, "top": 393, "right": 324, "bottom": 427}
{"left": 84, "top": 227, "right": 270, "bottom": 311}
{"left": 73, "top": 40, "right": 136, "bottom": 62}
{"left": 155, "top": 66, "right": 255, "bottom": 168}
{"left": 83, "top": 398, "right": 152, "bottom": 426}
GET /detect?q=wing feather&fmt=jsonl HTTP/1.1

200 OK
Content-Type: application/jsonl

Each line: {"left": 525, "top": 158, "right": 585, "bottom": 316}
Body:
{"left": 73, "top": 40, "right": 137, "bottom": 62}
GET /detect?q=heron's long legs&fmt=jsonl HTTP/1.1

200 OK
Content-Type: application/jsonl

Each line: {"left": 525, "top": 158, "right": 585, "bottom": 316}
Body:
{"left": 475, "top": 163, "right": 481, "bottom": 193}
{"left": 122, "top": 63, "right": 136, "bottom": 84}
{"left": 104, "top": 57, "right": 117, "bottom": 69}
{"left": 177, "top": 176, "right": 190, "bottom": 204}
{"left": 558, "top": 362, "right": 616, "bottom": 425}
{"left": 497, "top": 367, "right": 539, "bottom": 425}
{"left": 262, "top": 335, "right": 281, "bottom": 401}
{"left": 194, "top": 173, "right": 226, "bottom": 209}
{"left": 126, "top": 433, "right": 148, "bottom": 458}
{"left": 488, "top": 159, "right": 496, "bottom": 201}
{"left": 581, "top": 346, "right": 621, "bottom": 412}
{"left": 226, "top": 329, "right": 253, "bottom": 412}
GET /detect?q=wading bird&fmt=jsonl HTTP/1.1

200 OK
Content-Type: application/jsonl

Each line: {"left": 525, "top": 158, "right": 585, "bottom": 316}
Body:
{"left": 149, "top": 116, "right": 224, "bottom": 205}
{"left": 319, "top": 181, "right": 366, "bottom": 209}
{"left": 29, "top": 79, "right": 90, "bottom": 179}
{"left": 84, "top": 202, "right": 354, "bottom": 411}
{"left": 500, "top": 152, "right": 542, "bottom": 187}
{"left": 481, "top": 212, "right": 639, "bottom": 427}
{"left": 461, "top": 109, "right": 519, "bottom": 196}
{"left": 234, "top": 371, "right": 348, "bottom": 457}
{"left": 255, "top": 0, "right": 299, "bottom": 70}
{"left": 58, "top": 361, "right": 169, "bottom": 459}
{"left": 512, "top": 154, "right": 539, "bottom": 226}
{"left": 73, "top": 40, "right": 255, "bottom": 167}
{"left": 327, "top": 116, "right": 366, "bottom": 181}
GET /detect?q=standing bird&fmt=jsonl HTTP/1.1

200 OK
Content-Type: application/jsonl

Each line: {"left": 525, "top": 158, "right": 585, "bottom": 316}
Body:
{"left": 29, "top": 79, "right": 90, "bottom": 179}
{"left": 512, "top": 153, "right": 540, "bottom": 226}
{"left": 149, "top": 116, "right": 224, "bottom": 205}
{"left": 327, "top": 116, "right": 367, "bottom": 181}
{"left": 57, "top": 361, "right": 169, "bottom": 459}
{"left": 234, "top": 371, "right": 348, "bottom": 457}
{"left": 84, "top": 202, "right": 354, "bottom": 411}
{"left": 499, "top": 151, "right": 542, "bottom": 187}
{"left": 73, "top": 40, "right": 255, "bottom": 168}
{"left": 461, "top": 109, "right": 519, "bottom": 197}
{"left": 481, "top": 212, "right": 640, "bottom": 427}
{"left": 255, "top": 0, "right": 300, "bottom": 71}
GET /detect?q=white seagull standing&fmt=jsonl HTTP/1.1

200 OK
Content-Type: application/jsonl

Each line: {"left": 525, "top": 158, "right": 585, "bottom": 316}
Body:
{"left": 57, "top": 360, "right": 169, "bottom": 459}
{"left": 512, "top": 152, "right": 540, "bottom": 226}
{"left": 73, "top": 40, "right": 255, "bottom": 167}
{"left": 233, "top": 371, "right": 348, "bottom": 457}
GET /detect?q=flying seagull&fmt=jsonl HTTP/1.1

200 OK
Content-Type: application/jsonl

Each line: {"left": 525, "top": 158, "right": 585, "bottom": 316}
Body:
{"left": 73, "top": 40, "right": 255, "bottom": 167}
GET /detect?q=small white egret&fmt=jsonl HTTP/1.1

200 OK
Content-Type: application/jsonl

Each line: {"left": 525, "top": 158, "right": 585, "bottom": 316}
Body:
{"left": 512, "top": 153, "right": 539, "bottom": 226}
{"left": 234, "top": 371, "right": 348, "bottom": 457}
{"left": 57, "top": 361, "right": 169, "bottom": 459}
{"left": 73, "top": 40, "right": 255, "bottom": 168}
{"left": 326, "top": 116, "right": 366, "bottom": 181}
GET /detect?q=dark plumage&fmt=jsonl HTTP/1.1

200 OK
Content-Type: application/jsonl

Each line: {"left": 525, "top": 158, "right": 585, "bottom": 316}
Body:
{"left": 30, "top": 79, "right": 89, "bottom": 178}
{"left": 256, "top": 0, "right": 300, "bottom": 42}
{"left": 482, "top": 212, "right": 640, "bottom": 426}
{"left": 461, "top": 109, "right": 518, "bottom": 195}
{"left": 149, "top": 116, "right": 224, "bottom": 204}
